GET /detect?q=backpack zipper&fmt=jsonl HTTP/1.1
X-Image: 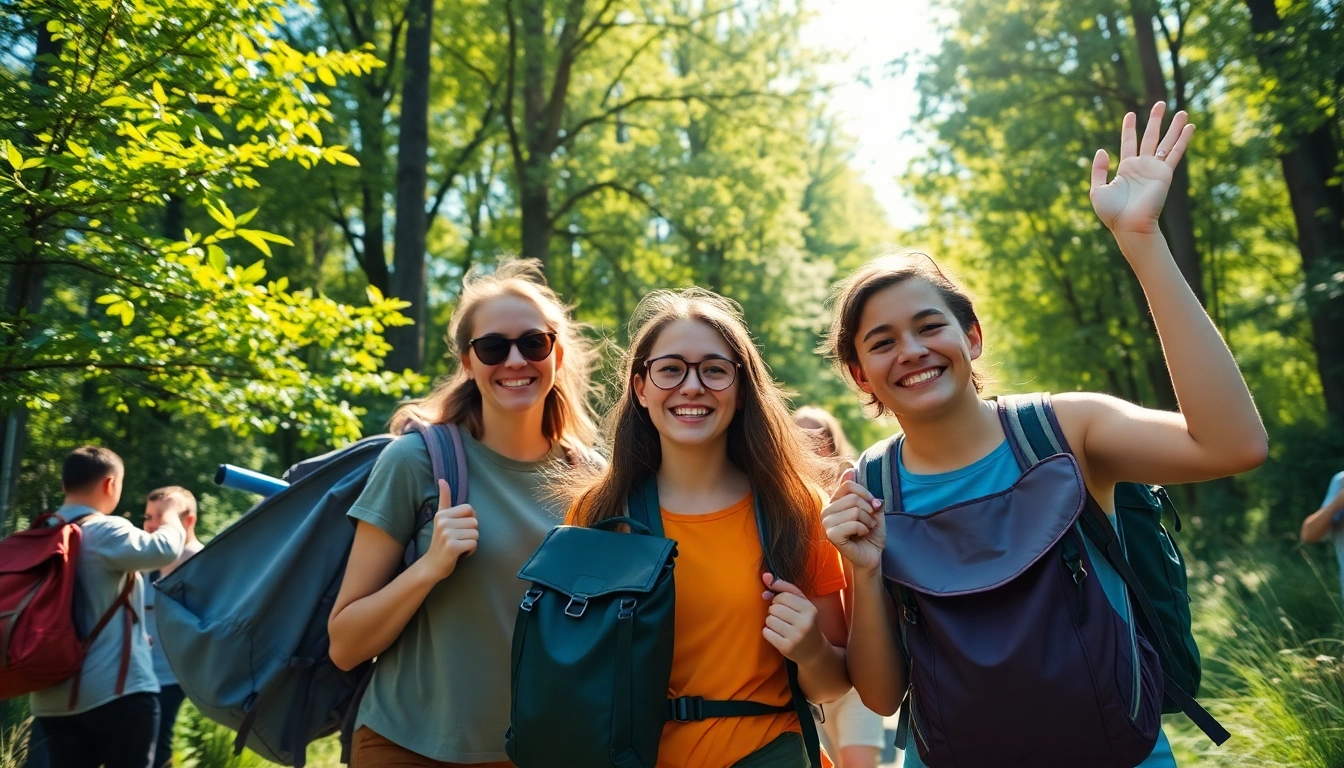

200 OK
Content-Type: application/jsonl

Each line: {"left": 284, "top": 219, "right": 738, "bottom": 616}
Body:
{"left": 909, "top": 692, "right": 930, "bottom": 754}
{"left": 1125, "top": 589, "right": 1141, "bottom": 720}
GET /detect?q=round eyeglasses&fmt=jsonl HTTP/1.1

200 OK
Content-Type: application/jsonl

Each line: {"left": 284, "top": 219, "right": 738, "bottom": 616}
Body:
{"left": 468, "top": 331, "right": 557, "bottom": 365}
{"left": 644, "top": 355, "right": 741, "bottom": 391}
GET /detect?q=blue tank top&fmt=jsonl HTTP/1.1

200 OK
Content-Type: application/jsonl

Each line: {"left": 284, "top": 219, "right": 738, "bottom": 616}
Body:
{"left": 891, "top": 438, "right": 1177, "bottom": 768}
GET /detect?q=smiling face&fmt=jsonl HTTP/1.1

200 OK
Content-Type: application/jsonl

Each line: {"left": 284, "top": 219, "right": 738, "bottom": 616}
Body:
{"left": 850, "top": 278, "right": 983, "bottom": 418}
{"left": 633, "top": 319, "right": 742, "bottom": 450}
{"left": 463, "top": 292, "right": 562, "bottom": 419}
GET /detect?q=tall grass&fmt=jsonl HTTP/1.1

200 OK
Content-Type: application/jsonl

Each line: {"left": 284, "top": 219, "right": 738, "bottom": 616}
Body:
{"left": 1168, "top": 543, "right": 1344, "bottom": 767}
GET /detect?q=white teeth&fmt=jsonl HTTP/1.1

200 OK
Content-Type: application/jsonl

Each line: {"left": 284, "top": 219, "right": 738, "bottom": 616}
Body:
{"left": 500, "top": 378, "right": 533, "bottom": 388}
{"left": 900, "top": 369, "right": 942, "bottom": 387}
{"left": 672, "top": 407, "right": 710, "bottom": 417}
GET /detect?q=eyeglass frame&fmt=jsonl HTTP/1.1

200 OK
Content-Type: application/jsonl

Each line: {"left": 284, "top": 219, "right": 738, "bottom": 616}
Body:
{"left": 466, "top": 331, "right": 558, "bottom": 365}
{"left": 641, "top": 354, "right": 742, "bottom": 391}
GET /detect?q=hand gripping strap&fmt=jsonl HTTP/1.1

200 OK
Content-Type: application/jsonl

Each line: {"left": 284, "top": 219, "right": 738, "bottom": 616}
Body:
{"left": 402, "top": 421, "right": 469, "bottom": 567}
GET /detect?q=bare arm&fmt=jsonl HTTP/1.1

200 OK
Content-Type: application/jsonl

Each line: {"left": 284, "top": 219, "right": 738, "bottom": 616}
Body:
{"left": 1302, "top": 483, "right": 1344, "bottom": 543}
{"left": 821, "top": 469, "right": 906, "bottom": 715}
{"left": 328, "top": 480, "right": 478, "bottom": 671}
{"left": 1064, "top": 104, "right": 1267, "bottom": 489}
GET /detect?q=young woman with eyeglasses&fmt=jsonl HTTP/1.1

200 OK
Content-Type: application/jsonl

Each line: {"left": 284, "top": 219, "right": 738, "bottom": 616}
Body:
{"left": 564, "top": 288, "right": 851, "bottom": 768}
{"left": 328, "top": 258, "right": 600, "bottom": 768}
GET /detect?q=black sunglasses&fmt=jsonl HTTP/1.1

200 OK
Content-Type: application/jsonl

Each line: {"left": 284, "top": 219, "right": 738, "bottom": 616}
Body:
{"left": 468, "top": 331, "right": 557, "bottom": 365}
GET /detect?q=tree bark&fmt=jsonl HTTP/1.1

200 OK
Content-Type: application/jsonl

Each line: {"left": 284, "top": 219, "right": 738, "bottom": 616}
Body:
{"left": 1245, "top": 0, "right": 1344, "bottom": 424}
{"left": 355, "top": 79, "right": 390, "bottom": 294}
{"left": 1129, "top": 0, "right": 1204, "bottom": 306}
{"left": 387, "top": 0, "right": 434, "bottom": 373}
{"left": 517, "top": 0, "right": 555, "bottom": 272}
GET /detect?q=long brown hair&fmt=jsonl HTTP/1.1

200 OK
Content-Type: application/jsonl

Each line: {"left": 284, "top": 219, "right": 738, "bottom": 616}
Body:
{"left": 390, "top": 258, "right": 599, "bottom": 451}
{"left": 793, "top": 406, "right": 856, "bottom": 461}
{"left": 821, "top": 250, "right": 985, "bottom": 417}
{"left": 565, "top": 288, "right": 829, "bottom": 591}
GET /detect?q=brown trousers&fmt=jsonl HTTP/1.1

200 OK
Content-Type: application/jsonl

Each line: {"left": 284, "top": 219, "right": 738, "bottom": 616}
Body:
{"left": 351, "top": 727, "right": 515, "bottom": 768}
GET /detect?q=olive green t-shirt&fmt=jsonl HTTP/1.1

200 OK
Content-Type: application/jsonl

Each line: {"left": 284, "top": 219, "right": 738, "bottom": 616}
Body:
{"left": 347, "top": 429, "right": 566, "bottom": 762}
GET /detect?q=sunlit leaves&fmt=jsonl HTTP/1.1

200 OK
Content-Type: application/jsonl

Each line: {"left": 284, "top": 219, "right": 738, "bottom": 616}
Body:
{"left": 0, "top": 0, "right": 410, "bottom": 441}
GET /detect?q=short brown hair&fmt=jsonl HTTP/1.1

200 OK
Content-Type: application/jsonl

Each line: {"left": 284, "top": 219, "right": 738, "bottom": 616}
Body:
{"left": 147, "top": 486, "right": 197, "bottom": 519}
{"left": 62, "top": 446, "right": 124, "bottom": 493}
{"left": 822, "top": 251, "right": 984, "bottom": 416}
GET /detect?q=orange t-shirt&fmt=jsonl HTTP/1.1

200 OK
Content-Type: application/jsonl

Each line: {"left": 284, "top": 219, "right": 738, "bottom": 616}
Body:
{"left": 656, "top": 493, "right": 846, "bottom": 768}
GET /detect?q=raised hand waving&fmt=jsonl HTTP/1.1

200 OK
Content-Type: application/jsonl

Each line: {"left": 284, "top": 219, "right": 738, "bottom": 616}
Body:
{"left": 1090, "top": 102, "right": 1195, "bottom": 236}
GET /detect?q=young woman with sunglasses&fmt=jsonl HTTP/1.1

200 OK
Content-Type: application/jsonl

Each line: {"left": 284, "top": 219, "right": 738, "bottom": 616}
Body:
{"left": 820, "top": 105, "right": 1267, "bottom": 766}
{"left": 329, "top": 259, "right": 600, "bottom": 767}
{"left": 565, "top": 289, "right": 851, "bottom": 768}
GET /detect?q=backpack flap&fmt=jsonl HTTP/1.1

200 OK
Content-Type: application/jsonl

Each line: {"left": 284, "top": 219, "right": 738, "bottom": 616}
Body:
{"left": 882, "top": 454, "right": 1085, "bottom": 596}
{"left": 518, "top": 525, "right": 676, "bottom": 607}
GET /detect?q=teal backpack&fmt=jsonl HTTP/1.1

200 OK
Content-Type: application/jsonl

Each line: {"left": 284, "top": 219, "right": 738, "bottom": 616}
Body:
{"left": 506, "top": 478, "right": 822, "bottom": 767}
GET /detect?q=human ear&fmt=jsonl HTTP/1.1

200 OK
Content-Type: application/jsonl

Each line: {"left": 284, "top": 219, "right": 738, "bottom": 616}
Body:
{"left": 848, "top": 361, "right": 874, "bottom": 394}
{"left": 633, "top": 374, "right": 648, "bottom": 408}
{"left": 967, "top": 322, "right": 984, "bottom": 361}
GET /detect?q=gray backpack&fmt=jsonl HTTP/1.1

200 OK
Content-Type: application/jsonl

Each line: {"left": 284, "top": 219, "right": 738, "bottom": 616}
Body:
{"left": 153, "top": 421, "right": 466, "bottom": 766}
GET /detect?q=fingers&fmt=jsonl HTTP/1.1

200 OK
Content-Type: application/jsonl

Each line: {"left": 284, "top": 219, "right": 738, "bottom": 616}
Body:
{"left": 761, "top": 573, "right": 807, "bottom": 600}
{"left": 1164, "top": 123, "right": 1195, "bottom": 167}
{"left": 1139, "top": 101, "right": 1165, "bottom": 156}
{"left": 826, "top": 520, "right": 873, "bottom": 545}
{"left": 1119, "top": 111, "right": 1138, "bottom": 161}
{"left": 437, "top": 478, "right": 454, "bottom": 512}
{"left": 436, "top": 503, "right": 475, "bottom": 520}
{"left": 1154, "top": 109, "right": 1186, "bottom": 156}
{"left": 829, "top": 471, "right": 869, "bottom": 503}
{"left": 1090, "top": 149, "right": 1109, "bottom": 191}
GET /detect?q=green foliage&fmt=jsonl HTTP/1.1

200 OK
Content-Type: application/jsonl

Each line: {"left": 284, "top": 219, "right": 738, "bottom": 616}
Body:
{"left": 1168, "top": 545, "right": 1344, "bottom": 766}
{"left": 173, "top": 700, "right": 341, "bottom": 768}
{"left": 0, "top": 0, "right": 420, "bottom": 448}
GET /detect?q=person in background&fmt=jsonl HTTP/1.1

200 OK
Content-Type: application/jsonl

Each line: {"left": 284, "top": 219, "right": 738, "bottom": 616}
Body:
{"left": 142, "top": 487, "right": 204, "bottom": 768}
{"left": 31, "top": 446, "right": 185, "bottom": 768}
{"left": 794, "top": 406, "right": 891, "bottom": 768}
{"left": 1299, "top": 471, "right": 1344, "bottom": 599}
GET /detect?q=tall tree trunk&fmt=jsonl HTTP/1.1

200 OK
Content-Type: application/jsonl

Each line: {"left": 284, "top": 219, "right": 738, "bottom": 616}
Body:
{"left": 356, "top": 76, "right": 390, "bottom": 294}
{"left": 387, "top": 0, "right": 434, "bottom": 373}
{"left": 1129, "top": 0, "right": 1204, "bottom": 306}
{"left": 517, "top": 0, "right": 553, "bottom": 272}
{"left": 1246, "top": 0, "right": 1344, "bottom": 425}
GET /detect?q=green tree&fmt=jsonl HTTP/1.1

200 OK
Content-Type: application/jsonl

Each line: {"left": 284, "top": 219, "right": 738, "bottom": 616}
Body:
{"left": 0, "top": 0, "right": 418, "bottom": 522}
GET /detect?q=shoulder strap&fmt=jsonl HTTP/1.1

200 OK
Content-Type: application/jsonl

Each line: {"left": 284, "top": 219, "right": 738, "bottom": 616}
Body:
{"left": 752, "top": 495, "right": 823, "bottom": 768}
{"left": 68, "top": 572, "right": 138, "bottom": 709}
{"left": 995, "top": 392, "right": 1065, "bottom": 470}
{"left": 402, "top": 421, "right": 468, "bottom": 567}
{"left": 858, "top": 435, "right": 902, "bottom": 512}
{"left": 625, "top": 476, "right": 664, "bottom": 538}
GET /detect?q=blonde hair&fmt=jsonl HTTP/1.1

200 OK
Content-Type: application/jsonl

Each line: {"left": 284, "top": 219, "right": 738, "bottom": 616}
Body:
{"left": 390, "top": 258, "right": 599, "bottom": 451}
{"left": 146, "top": 486, "right": 197, "bottom": 519}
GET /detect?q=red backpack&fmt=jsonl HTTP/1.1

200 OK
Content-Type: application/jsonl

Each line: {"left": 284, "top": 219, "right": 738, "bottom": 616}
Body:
{"left": 0, "top": 510, "right": 137, "bottom": 708}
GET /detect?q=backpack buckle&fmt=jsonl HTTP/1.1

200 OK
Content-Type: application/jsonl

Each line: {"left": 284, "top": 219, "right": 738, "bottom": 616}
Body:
{"left": 520, "top": 589, "right": 543, "bottom": 612}
{"left": 618, "top": 598, "right": 637, "bottom": 620}
{"left": 669, "top": 696, "right": 705, "bottom": 722}
{"left": 564, "top": 595, "right": 588, "bottom": 618}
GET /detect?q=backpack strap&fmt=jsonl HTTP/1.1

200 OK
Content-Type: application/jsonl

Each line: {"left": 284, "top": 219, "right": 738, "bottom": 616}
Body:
{"left": 68, "top": 571, "right": 138, "bottom": 709}
{"left": 751, "top": 494, "right": 823, "bottom": 768}
{"left": 401, "top": 421, "right": 469, "bottom": 568}
{"left": 999, "top": 393, "right": 1230, "bottom": 745}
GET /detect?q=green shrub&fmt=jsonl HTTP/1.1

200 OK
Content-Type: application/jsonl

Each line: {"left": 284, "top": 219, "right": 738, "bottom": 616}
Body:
{"left": 1169, "top": 544, "right": 1344, "bottom": 766}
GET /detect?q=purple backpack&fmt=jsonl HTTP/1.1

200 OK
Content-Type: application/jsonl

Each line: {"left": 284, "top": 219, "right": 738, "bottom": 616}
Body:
{"left": 862, "top": 395, "right": 1166, "bottom": 767}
